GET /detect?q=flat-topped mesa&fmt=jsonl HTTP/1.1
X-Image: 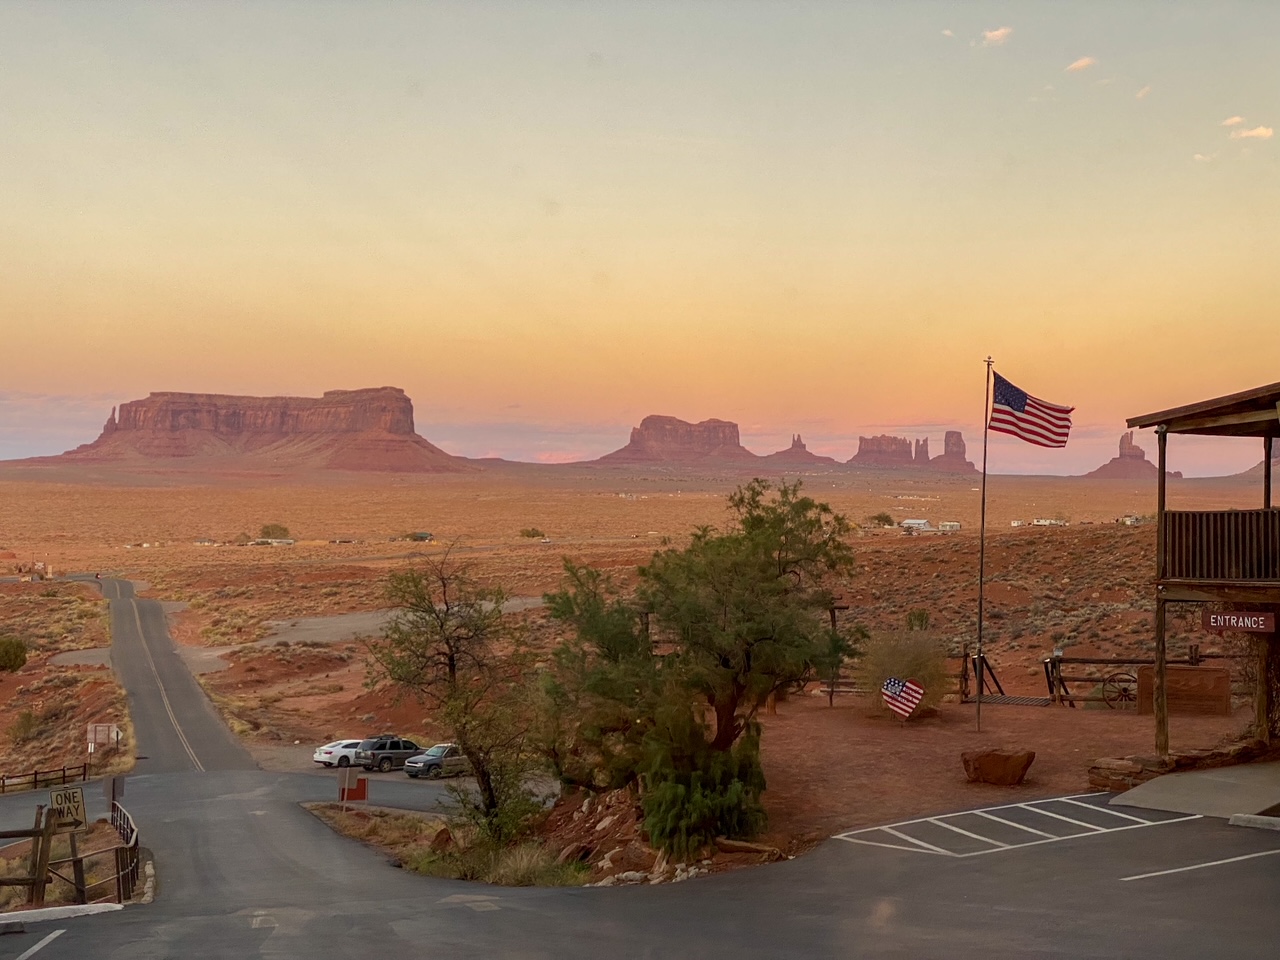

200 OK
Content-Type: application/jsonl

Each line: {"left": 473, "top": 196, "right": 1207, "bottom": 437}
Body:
{"left": 596, "top": 415, "right": 758, "bottom": 463}
{"left": 1084, "top": 431, "right": 1180, "bottom": 480}
{"left": 927, "top": 430, "right": 978, "bottom": 473}
{"left": 761, "top": 434, "right": 838, "bottom": 465}
{"left": 56, "top": 387, "right": 470, "bottom": 473}
{"left": 847, "top": 435, "right": 914, "bottom": 467}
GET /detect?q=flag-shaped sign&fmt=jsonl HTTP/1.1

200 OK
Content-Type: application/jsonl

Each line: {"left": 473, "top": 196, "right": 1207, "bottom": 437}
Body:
{"left": 881, "top": 677, "right": 925, "bottom": 719}
{"left": 989, "top": 373, "right": 1073, "bottom": 448}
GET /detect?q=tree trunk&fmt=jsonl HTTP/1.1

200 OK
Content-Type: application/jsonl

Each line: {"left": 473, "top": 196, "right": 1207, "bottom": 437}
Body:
{"left": 710, "top": 696, "right": 740, "bottom": 751}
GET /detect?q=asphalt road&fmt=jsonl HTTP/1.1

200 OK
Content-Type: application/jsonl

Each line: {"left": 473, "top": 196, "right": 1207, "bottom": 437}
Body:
{"left": 3, "top": 578, "right": 1278, "bottom": 958}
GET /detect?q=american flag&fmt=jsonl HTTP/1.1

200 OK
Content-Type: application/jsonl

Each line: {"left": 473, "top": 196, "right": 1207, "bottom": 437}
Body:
{"left": 989, "top": 373, "right": 1073, "bottom": 448}
{"left": 881, "top": 677, "right": 925, "bottom": 719}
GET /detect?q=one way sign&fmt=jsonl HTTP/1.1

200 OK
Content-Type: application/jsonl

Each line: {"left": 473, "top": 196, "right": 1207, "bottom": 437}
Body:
{"left": 49, "top": 786, "right": 87, "bottom": 834}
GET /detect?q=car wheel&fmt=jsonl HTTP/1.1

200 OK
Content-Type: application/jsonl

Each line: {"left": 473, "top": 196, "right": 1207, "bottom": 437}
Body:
{"left": 378, "top": 757, "right": 393, "bottom": 773}
{"left": 337, "top": 756, "right": 350, "bottom": 767}
{"left": 428, "top": 765, "right": 443, "bottom": 779}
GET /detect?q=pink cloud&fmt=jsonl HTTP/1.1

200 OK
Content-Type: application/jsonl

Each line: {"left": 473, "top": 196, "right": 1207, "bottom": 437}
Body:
{"left": 1230, "top": 125, "right": 1273, "bottom": 140}
{"left": 1065, "top": 57, "right": 1096, "bottom": 72}
{"left": 982, "top": 26, "right": 1013, "bottom": 46}
{"left": 1221, "top": 116, "right": 1245, "bottom": 126}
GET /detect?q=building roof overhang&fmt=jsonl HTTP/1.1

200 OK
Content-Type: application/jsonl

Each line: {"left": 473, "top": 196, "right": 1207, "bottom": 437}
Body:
{"left": 1127, "top": 381, "right": 1280, "bottom": 438}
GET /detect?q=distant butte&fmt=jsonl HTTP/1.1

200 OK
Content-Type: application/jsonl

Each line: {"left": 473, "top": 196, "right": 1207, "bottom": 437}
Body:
{"left": 1084, "top": 431, "right": 1180, "bottom": 480}
{"left": 760, "top": 435, "right": 838, "bottom": 466}
{"left": 846, "top": 430, "right": 976, "bottom": 473}
{"left": 595, "top": 415, "right": 758, "bottom": 464}
{"left": 26, "top": 387, "right": 471, "bottom": 473}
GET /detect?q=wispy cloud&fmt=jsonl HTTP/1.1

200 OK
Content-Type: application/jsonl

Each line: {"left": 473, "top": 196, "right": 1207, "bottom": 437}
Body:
{"left": 982, "top": 26, "right": 1013, "bottom": 46}
{"left": 941, "top": 28, "right": 953, "bottom": 38}
{"left": 1193, "top": 153, "right": 1216, "bottom": 163}
{"left": 1221, "top": 116, "right": 1245, "bottom": 127}
{"left": 1065, "top": 57, "right": 1096, "bottom": 72}
{"left": 1135, "top": 85, "right": 1151, "bottom": 100}
{"left": 1231, "top": 125, "right": 1274, "bottom": 140}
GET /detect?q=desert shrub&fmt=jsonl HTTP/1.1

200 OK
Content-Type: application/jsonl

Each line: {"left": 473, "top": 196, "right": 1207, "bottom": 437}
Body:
{"left": 260, "top": 523, "right": 290, "bottom": 539}
{"left": 0, "top": 637, "right": 27, "bottom": 672}
{"left": 520, "top": 528, "right": 545, "bottom": 539}
{"left": 8, "top": 710, "right": 37, "bottom": 744}
{"left": 858, "top": 631, "right": 950, "bottom": 713}
{"left": 865, "top": 512, "right": 894, "bottom": 528}
{"left": 408, "top": 839, "right": 585, "bottom": 886}
{"left": 906, "top": 608, "right": 930, "bottom": 631}
{"left": 640, "top": 713, "right": 767, "bottom": 859}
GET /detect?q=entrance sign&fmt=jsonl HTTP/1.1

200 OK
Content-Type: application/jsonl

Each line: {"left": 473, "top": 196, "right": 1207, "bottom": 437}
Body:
{"left": 50, "top": 785, "right": 87, "bottom": 833}
{"left": 1202, "top": 610, "right": 1275, "bottom": 633}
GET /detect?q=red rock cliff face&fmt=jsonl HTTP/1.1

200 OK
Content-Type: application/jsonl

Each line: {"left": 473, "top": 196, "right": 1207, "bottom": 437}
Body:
{"left": 927, "top": 430, "right": 977, "bottom": 473}
{"left": 847, "top": 435, "right": 914, "bottom": 467}
{"left": 597, "top": 415, "right": 757, "bottom": 463}
{"left": 58, "top": 387, "right": 469, "bottom": 473}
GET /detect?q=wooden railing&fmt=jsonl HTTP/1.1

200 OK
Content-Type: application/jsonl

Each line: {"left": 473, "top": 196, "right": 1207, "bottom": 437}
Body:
{"left": 1162, "top": 509, "right": 1280, "bottom": 582}
{"left": 0, "top": 763, "right": 87, "bottom": 794}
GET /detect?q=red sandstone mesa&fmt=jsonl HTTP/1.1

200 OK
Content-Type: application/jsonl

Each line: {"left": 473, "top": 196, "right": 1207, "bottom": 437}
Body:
{"left": 39, "top": 387, "right": 469, "bottom": 473}
{"left": 596, "top": 415, "right": 758, "bottom": 463}
{"left": 846, "top": 431, "right": 976, "bottom": 473}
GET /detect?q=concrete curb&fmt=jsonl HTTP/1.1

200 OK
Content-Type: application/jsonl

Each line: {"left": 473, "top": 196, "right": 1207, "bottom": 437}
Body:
{"left": 0, "top": 903, "right": 123, "bottom": 924}
{"left": 1228, "top": 813, "right": 1280, "bottom": 832}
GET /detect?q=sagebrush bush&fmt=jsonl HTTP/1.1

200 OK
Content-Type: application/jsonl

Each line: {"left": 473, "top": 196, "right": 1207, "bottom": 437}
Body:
{"left": 0, "top": 637, "right": 26, "bottom": 673}
{"left": 858, "top": 631, "right": 950, "bottom": 713}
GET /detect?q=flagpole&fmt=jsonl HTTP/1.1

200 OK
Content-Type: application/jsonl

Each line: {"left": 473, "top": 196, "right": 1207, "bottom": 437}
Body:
{"left": 976, "top": 356, "right": 993, "bottom": 734}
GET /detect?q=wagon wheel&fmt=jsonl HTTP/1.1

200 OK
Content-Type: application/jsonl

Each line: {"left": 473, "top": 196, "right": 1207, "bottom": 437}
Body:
{"left": 1101, "top": 672, "right": 1138, "bottom": 709}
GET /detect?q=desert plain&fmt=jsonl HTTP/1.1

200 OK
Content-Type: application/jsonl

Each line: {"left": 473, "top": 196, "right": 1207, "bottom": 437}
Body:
{"left": 0, "top": 457, "right": 1267, "bottom": 854}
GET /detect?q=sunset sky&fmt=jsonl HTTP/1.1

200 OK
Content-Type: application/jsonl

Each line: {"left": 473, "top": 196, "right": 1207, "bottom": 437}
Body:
{"left": 2, "top": 3, "right": 1278, "bottom": 474}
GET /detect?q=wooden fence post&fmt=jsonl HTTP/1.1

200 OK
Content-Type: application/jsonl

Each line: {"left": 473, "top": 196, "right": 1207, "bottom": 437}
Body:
{"left": 68, "top": 832, "right": 87, "bottom": 905}
{"left": 30, "top": 808, "right": 56, "bottom": 907}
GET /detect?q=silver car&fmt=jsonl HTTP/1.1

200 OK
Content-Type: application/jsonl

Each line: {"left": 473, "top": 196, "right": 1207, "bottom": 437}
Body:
{"left": 405, "top": 743, "right": 471, "bottom": 779}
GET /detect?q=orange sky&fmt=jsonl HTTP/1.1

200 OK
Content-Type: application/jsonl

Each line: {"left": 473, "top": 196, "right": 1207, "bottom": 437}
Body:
{"left": 2, "top": 4, "right": 1278, "bottom": 473}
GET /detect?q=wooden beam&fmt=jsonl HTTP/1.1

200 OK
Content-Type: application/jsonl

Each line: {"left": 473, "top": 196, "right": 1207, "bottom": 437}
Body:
{"left": 1159, "top": 582, "right": 1280, "bottom": 604}
{"left": 1128, "top": 379, "right": 1280, "bottom": 430}
{"left": 1158, "top": 408, "right": 1280, "bottom": 435}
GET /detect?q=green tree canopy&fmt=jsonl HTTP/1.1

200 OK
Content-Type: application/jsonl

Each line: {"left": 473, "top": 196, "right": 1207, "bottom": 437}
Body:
{"left": 640, "top": 478, "right": 856, "bottom": 751}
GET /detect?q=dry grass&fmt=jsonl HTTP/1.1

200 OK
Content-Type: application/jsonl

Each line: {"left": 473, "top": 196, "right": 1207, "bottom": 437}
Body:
{"left": 0, "top": 821, "right": 121, "bottom": 910}
{"left": 304, "top": 803, "right": 586, "bottom": 887}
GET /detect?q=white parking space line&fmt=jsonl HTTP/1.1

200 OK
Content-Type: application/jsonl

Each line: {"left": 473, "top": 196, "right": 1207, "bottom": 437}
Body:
{"left": 931, "top": 819, "right": 1010, "bottom": 848}
{"left": 1059, "top": 798, "right": 1153, "bottom": 824}
{"left": 1120, "top": 847, "right": 1280, "bottom": 882}
{"left": 16, "top": 929, "right": 66, "bottom": 960}
{"left": 881, "top": 827, "right": 954, "bottom": 856}
{"left": 834, "top": 794, "right": 1202, "bottom": 859}
{"left": 1021, "top": 805, "right": 1107, "bottom": 832}
{"left": 972, "top": 810, "right": 1057, "bottom": 839}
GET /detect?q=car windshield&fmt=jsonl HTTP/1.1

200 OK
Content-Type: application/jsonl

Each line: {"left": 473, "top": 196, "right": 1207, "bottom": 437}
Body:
{"left": 341, "top": 741, "right": 360, "bottom": 749}
{"left": 424, "top": 745, "right": 448, "bottom": 758}
{"left": 357, "top": 739, "right": 378, "bottom": 750}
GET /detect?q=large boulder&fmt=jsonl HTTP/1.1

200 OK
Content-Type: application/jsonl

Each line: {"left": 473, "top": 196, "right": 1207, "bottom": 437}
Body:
{"left": 961, "top": 749, "right": 1036, "bottom": 786}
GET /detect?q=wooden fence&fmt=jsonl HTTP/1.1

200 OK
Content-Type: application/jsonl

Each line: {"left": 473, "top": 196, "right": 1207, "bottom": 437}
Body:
{"left": 0, "top": 763, "right": 88, "bottom": 795}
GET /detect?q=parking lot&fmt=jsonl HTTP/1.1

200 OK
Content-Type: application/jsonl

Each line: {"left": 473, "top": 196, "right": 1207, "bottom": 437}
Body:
{"left": 834, "top": 792, "right": 1201, "bottom": 858}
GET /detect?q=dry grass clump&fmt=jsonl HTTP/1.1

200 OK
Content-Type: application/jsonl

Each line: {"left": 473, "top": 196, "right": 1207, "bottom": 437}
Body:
{"left": 305, "top": 803, "right": 585, "bottom": 887}
{"left": 0, "top": 822, "right": 119, "bottom": 909}
{"left": 858, "top": 631, "right": 951, "bottom": 713}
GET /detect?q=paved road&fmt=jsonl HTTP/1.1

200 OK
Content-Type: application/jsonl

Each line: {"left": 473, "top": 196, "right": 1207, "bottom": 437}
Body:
{"left": 3, "top": 578, "right": 1279, "bottom": 958}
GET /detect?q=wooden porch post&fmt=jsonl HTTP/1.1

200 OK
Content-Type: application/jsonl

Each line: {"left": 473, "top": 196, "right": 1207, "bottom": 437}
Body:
{"left": 1155, "top": 426, "right": 1169, "bottom": 757}
{"left": 1265, "top": 435, "right": 1273, "bottom": 510}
